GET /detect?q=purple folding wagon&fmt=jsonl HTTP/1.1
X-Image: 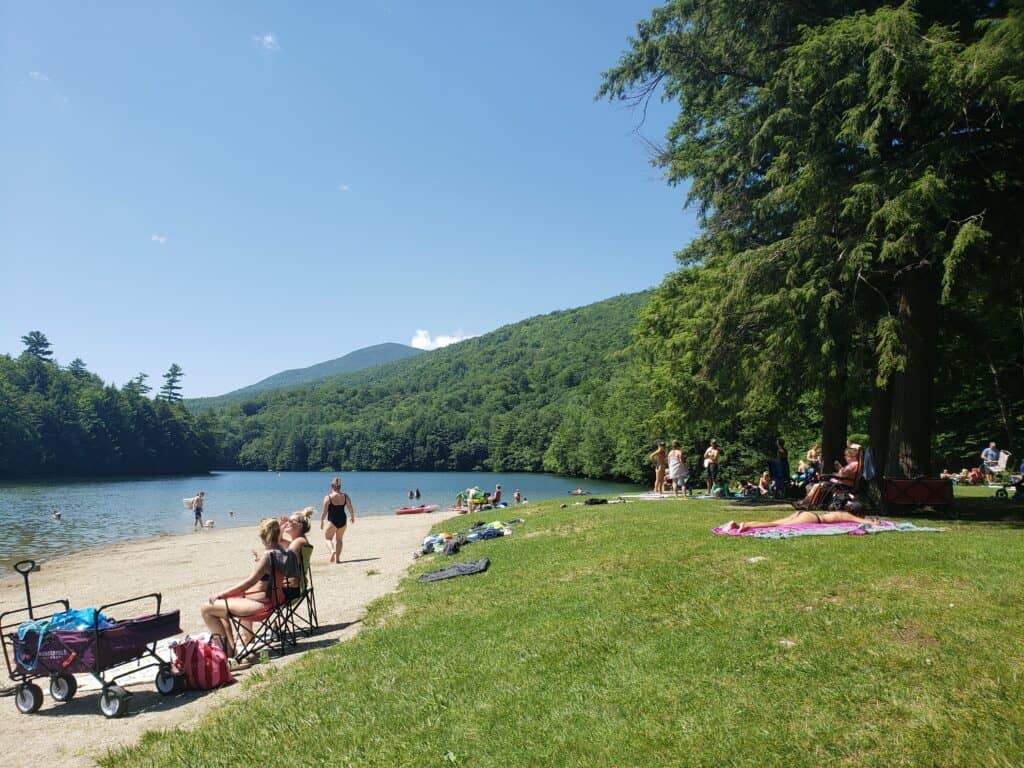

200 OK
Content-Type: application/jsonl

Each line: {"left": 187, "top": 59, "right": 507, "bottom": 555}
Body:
{"left": 1, "top": 559, "right": 182, "bottom": 718}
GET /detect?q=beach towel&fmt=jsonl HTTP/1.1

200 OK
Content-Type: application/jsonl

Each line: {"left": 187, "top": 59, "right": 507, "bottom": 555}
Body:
{"left": 712, "top": 521, "right": 944, "bottom": 538}
{"left": 417, "top": 558, "right": 490, "bottom": 583}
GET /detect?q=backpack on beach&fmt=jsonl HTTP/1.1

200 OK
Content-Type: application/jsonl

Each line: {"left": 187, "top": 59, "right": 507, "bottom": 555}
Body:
{"left": 172, "top": 637, "right": 234, "bottom": 690}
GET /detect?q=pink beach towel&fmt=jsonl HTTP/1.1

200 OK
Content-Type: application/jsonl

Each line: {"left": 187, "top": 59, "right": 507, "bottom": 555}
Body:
{"left": 712, "top": 521, "right": 896, "bottom": 536}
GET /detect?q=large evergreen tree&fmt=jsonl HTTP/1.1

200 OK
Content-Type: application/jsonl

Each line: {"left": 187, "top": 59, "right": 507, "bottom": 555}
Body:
{"left": 600, "top": 0, "right": 1024, "bottom": 476}
{"left": 159, "top": 364, "right": 185, "bottom": 403}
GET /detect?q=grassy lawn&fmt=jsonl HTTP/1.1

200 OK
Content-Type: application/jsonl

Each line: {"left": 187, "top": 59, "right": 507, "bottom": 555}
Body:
{"left": 104, "top": 499, "right": 1024, "bottom": 768}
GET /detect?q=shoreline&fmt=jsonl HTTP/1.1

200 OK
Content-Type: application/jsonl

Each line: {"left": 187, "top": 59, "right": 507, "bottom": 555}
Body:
{"left": 0, "top": 509, "right": 462, "bottom": 767}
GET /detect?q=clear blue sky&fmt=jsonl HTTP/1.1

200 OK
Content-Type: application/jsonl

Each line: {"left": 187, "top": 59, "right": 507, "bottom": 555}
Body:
{"left": 1, "top": 1, "right": 697, "bottom": 397}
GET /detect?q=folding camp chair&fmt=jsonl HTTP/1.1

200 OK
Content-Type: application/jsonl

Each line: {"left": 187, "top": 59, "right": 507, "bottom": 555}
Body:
{"left": 803, "top": 447, "right": 871, "bottom": 511}
{"left": 224, "top": 548, "right": 299, "bottom": 664}
{"left": 986, "top": 450, "right": 1013, "bottom": 486}
{"left": 280, "top": 544, "right": 318, "bottom": 643}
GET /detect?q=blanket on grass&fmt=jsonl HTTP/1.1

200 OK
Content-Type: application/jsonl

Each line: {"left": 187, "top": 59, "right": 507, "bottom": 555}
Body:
{"left": 712, "top": 521, "right": 944, "bottom": 538}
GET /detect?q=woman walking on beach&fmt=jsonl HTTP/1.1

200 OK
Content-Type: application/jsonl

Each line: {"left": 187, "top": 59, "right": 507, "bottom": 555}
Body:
{"left": 321, "top": 477, "right": 356, "bottom": 563}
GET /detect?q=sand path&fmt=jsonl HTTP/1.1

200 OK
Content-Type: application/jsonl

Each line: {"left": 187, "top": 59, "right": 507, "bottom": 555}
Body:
{"left": 0, "top": 511, "right": 458, "bottom": 767}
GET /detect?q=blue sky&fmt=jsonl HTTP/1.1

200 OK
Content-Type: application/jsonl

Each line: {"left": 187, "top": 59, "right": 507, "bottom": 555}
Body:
{"left": 1, "top": 1, "right": 697, "bottom": 397}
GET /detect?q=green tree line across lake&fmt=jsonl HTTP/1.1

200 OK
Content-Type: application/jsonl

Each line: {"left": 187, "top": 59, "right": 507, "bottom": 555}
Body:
{"left": 0, "top": 333, "right": 217, "bottom": 477}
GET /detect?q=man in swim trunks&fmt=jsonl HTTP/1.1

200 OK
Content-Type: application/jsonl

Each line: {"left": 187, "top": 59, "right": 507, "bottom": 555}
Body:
{"left": 193, "top": 491, "right": 205, "bottom": 527}
{"left": 703, "top": 440, "right": 721, "bottom": 493}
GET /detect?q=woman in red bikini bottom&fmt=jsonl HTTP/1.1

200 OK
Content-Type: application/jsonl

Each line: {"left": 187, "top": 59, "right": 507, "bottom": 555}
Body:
{"left": 721, "top": 508, "right": 880, "bottom": 533}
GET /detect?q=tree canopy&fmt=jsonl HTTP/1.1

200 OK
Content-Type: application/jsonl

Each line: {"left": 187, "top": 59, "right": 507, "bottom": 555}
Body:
{"left": 600, "top": 0, "right": 1024, "bottom": 478}
{"left": 0, "top": 337, "right": 217, "bottom": 477}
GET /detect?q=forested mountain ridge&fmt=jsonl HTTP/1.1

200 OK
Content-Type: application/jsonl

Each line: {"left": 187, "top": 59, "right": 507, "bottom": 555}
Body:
{"left": 213, "top": 293, "right": 650, "bottom": 477}
{"left": 187, "top": 342, "right": 423, "bottom": 412}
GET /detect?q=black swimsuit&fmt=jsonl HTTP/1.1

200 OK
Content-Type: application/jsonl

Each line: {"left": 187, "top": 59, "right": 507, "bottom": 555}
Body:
{"left": 327, "top": 493, "right": 348, "bottom": 528}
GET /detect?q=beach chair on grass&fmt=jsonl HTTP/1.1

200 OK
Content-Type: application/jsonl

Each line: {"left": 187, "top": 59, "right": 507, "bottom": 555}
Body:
{"left": 804, "top": 447, "right": 875, "bottom": 511}
{"left": 280, "top": 545, "right": 318, "bottom": 643}
{"left": 985, "top": 450, "right": 1012, "bottom": 485}
{"left": 225, "top": 548, "right": 299, "bottom": 664}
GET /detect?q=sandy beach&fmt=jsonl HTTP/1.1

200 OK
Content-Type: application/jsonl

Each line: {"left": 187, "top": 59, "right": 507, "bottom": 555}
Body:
{"left": 0, "top": 510, "right": 459, "bottom": 767}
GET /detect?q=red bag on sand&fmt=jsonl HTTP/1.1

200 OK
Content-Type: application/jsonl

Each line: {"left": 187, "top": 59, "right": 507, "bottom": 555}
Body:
{"left": 172, "top": 638, "right": 234, "bottom": 690}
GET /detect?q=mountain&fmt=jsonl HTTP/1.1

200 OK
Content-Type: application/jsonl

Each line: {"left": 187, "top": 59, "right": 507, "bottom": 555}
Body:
{"left": 188, "top": 342, "right": 423, "bottom": 411}
{"left": 212, "top": 292, "right": 650, "bottom": 477}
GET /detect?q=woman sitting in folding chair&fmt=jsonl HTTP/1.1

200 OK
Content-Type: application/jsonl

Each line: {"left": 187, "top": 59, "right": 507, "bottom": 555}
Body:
{"left": 792, "top": 446, "right": 861, "bottom": 510}
{"left": 201, "top": 518, "right": 298, "bottom": 659}
{"left": 280, "top": 508, "right": 314, "bottom": 554}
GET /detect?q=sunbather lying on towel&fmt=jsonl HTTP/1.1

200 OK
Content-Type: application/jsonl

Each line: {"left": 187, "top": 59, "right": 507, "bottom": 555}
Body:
{"left": 720, "top": 509, "right": 880, "bottom": 533}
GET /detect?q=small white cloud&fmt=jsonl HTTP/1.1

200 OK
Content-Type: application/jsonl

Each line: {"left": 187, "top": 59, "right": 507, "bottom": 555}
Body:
{"left": 29, "top": 71, "right": 50, "bottom": 82}
{"left": 151, "top": 234, "right": 167, "bottom": 245}
{"left": 410, "top": 330, "right": 474, "bottom": 350}
{"left": 253, "top": 33, "right": 280, "bottom": 51}
{"left": 338, "top": 183, "right": 351, "bottom": 192}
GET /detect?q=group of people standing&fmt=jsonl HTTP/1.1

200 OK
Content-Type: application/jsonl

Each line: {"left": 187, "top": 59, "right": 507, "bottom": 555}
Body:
{"left": 649, "top": 439, "right": 723, "bottom": 496}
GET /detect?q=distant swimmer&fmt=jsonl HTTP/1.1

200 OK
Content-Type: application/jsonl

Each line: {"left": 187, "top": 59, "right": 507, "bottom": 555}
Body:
{"left": 569, "top": 488, "right": 587, "bottom": 496}
{"left": 51, "top": 509, "right": 62, "bottom": 521}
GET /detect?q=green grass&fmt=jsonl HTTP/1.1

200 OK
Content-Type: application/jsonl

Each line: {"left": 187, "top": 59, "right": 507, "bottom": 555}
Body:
{"left": 103, "top": 500, "right": 1024, "bottom": 768}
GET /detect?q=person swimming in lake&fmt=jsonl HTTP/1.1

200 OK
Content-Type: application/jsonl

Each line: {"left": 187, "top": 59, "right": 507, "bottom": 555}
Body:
{"left": 320, "top": 477, "right": 356, "bottom": 563}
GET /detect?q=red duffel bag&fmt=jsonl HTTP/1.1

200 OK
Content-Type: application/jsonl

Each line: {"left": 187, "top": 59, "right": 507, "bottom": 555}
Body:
{"left": 172, "top": 637, "right": 234, "bottom": 690}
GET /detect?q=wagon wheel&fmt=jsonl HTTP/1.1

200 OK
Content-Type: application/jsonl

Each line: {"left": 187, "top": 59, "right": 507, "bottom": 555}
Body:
{"left": 49, "top": 672, "right": 77, "bottom": 702}
{"left": 98, "top": 685, "right": 129, "bottom": 718}
{"left": 15, "top": 683, "right": 43, "bottom": 714}
{"left": 155, "top": 665, "right": 178, "bottom": 695}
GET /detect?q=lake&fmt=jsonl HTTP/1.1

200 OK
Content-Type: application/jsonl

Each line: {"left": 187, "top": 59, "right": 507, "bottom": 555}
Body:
{"left": 0, "top": 471, "right": 641, "bottom": 574}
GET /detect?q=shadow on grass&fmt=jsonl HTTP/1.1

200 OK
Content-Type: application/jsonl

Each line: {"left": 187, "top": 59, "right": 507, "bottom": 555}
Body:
{"left": 896, "top": 498, "right": 1024, "bottom": 527}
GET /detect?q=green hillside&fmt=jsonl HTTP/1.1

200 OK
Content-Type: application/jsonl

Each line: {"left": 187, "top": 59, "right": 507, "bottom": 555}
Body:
{"left": 188, "top": 342, "right": 422, "bottom": 412}
{"left": 213, "top": 292, "right": 649, "bottom": 477}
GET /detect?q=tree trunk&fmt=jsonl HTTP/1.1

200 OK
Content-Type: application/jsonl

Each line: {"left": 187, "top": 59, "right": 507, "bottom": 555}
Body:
{"left": 886, "top": 266, "right": 940, "bottom": 478}
{"left": 820, "top": 315, "right": 850, "bottom": 471}
{"left": 869, "top": 375, "right": 893, "bottom": 491}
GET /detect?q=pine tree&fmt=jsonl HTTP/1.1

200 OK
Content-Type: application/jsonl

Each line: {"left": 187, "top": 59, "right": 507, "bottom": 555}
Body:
{"left": 159, "top": 364, "right": 184, "bottom": 402}
{"left": 21, "top": 331, "right": 53, "bottom": 360}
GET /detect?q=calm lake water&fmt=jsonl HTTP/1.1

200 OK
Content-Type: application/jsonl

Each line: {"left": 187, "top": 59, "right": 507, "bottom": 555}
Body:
{"left": 0, "top": 471, "right": 641, "bottom": 574}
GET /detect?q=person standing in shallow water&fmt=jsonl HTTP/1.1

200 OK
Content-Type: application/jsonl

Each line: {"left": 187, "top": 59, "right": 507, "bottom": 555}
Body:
{"left": 192, "top": 491, "right": 205, "bottom": 528}
{"left": 321, "top": 477, "right": 356, "bottom": 563}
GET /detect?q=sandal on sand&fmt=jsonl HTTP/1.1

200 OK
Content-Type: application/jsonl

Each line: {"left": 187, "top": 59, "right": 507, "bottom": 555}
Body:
{"left": 228, "top": 657, "right": 252, "bottom": 671}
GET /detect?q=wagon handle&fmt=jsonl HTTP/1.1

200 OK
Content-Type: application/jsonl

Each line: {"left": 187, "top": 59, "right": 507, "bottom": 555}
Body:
{"left": 13, "top": 560, "right": 38, "bottom": 619}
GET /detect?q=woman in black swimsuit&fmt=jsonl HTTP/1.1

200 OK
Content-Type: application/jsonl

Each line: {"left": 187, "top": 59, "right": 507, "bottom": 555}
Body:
{"left": 320, "top": 477, "right": 356, "bottom": 563}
